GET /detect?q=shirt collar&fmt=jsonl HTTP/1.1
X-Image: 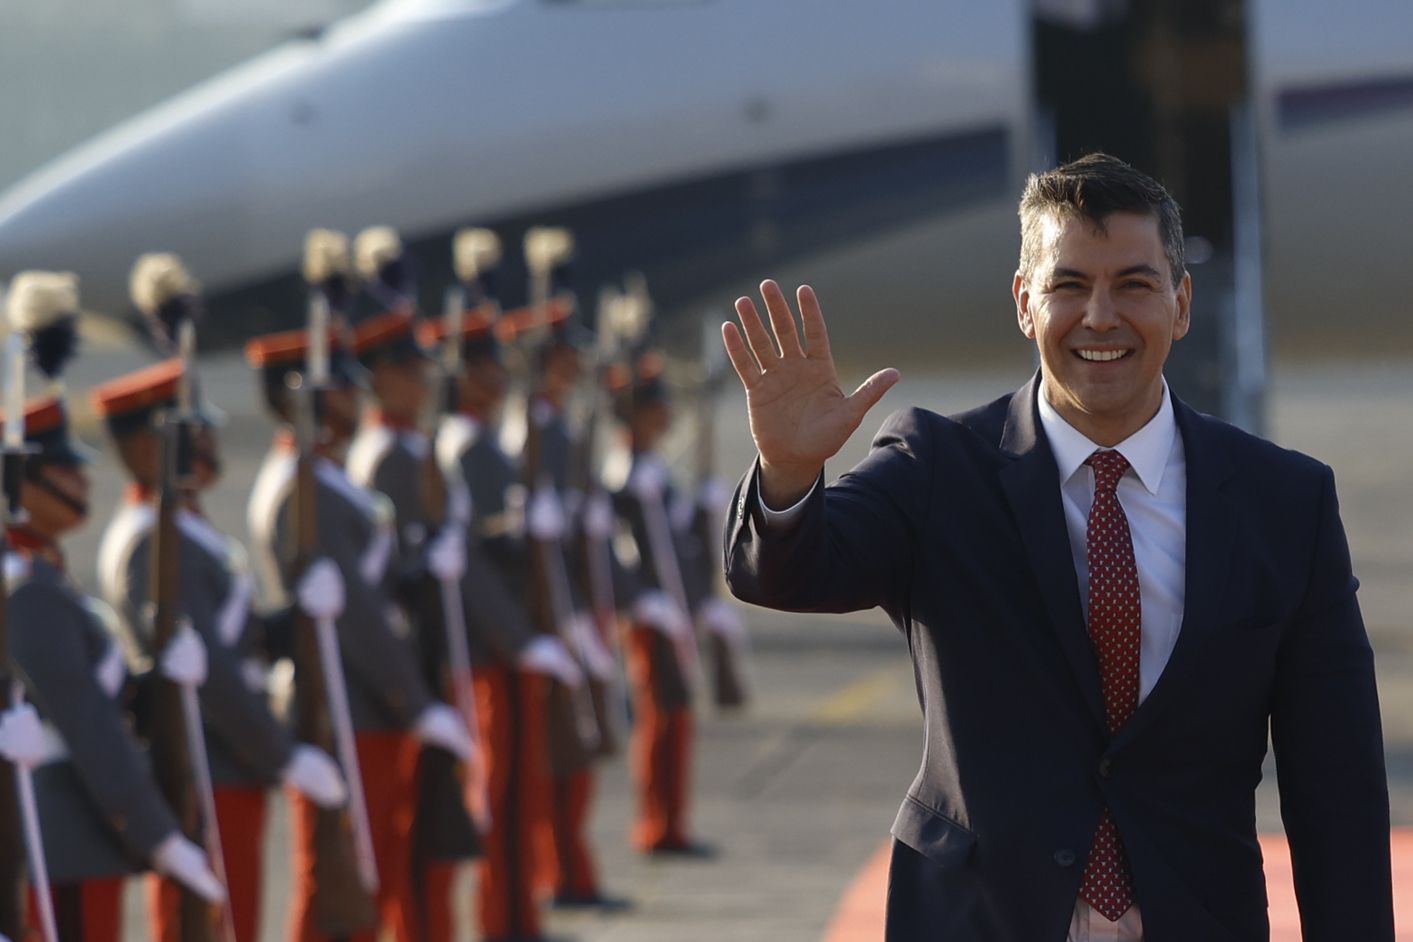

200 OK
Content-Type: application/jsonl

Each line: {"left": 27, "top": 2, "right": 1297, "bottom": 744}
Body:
{"left": 1036, "top": 377, "right": 1177, "bottom": 496}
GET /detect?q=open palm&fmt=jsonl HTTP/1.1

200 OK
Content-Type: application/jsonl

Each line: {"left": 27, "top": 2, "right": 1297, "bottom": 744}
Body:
{"left": 723, "top": 280, "right": 899, "bottom": 505}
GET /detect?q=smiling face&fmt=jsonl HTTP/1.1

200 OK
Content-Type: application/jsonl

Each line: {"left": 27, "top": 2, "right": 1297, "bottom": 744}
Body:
{"left": 1013, "top": 210, "right": 1191, "bottom": 446}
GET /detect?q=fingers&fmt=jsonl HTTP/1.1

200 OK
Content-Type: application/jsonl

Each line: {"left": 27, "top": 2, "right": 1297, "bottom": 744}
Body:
{"left": 721, "top": 321, "right": 762, "bottom": 389}
{"left": 796, "top": 284, "right": 832, "bottom": 362}
{"left": 760, "top": 280, "right": 804, "bottom": 358}
{"left": 846, "top": 368, "right": 901, "bottom": 422}
{"left": 734, "top": 294, "right": 780, "bottom": 368}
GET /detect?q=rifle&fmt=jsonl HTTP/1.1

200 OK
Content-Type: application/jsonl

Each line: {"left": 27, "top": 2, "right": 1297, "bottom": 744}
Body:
{"left": 147, "top": 320, "right": 235, "bottom": 942}
{"left": 565, "top": 286, "right": 645, "bottom": 753}
{"left": 521, "top": 229, "right": 601, "bottom": 772}
{"left": 416, "top": 279, "right": 489, "bottom": 836}
{"left": 615, "top": 278, "right": 701, "bottom": 689}
{"left": 287, "top": 294, "right": 378, "bottom": 936}
{"left": 694, "top": 314, "right": 750, "bottom": 709}
{"left": 0, "top": 332, "right": 57, "bottom": 942}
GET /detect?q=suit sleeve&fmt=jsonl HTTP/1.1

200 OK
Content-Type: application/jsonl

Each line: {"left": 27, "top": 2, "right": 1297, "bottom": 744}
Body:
{"left": 723, "top": 407, "right": 933, "bottom": 616}
{"left": 10, "top": 583, "right": 180, "bottom": 859}
{"left": 128, "top": 534, "right": 295, "bottom": 781}
{"left": 1270, "top": 466, "right": 1393, "bottom": 940}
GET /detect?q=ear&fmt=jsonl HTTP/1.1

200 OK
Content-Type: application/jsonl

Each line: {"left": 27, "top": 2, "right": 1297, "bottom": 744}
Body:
{"left": 1012, "top": 271, "right": 1036, "bottom": 339}
{"left": 1172, "top": 271, "right": 1193, "bottom": 341}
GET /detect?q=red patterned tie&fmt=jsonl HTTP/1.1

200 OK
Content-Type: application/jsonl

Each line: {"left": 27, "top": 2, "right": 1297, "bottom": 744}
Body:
{"left": 1078, "top": 449, "right": 1139, "bottom": 921}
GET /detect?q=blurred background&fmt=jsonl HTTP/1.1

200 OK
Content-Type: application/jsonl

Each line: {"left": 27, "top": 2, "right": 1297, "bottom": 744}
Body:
{"left": 1, "top": 0, "right": 1409, "bottom": 938}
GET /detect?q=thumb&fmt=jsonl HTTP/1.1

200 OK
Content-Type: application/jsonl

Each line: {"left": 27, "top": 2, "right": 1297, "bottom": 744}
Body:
{"left": 845, "top": 368, "right": 900, "bottom": 423}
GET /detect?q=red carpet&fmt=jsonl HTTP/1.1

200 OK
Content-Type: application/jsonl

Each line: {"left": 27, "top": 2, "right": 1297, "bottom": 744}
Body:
{"left": 823, "top": 829, "right": 1413, "bottom": 941}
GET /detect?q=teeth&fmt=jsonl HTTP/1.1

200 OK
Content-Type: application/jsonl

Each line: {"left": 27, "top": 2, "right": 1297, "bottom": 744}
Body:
{"left": 1076, "top": 349, "right": 1129, "bottom": 362}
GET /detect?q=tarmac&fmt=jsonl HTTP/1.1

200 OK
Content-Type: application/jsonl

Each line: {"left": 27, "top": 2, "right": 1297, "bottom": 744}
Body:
{"left": 44, "top": 325, "right": 1413, "bottom": 940}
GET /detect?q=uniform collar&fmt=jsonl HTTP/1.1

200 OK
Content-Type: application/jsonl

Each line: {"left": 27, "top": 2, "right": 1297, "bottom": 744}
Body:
{"left": 1036, "top": 376, "right": 1177, "bottom": 496}
{"left": 5, "top": 527, "right": 63, "bottom": 570}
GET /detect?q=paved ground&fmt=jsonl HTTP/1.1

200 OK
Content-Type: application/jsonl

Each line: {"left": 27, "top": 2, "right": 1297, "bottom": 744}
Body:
{"left": 43, "top": 324, "right": 1411, "bottom": 940}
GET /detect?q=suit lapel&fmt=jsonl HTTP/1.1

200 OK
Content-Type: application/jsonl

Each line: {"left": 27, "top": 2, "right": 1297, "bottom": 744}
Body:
{"left": 997, "top": 374, "right": 1107, "bottom": 731}
{"left": 1111, "top": 394, "right": 1237, "bottom": 750}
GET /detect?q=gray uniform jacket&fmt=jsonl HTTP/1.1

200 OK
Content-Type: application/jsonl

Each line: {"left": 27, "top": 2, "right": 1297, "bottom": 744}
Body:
{"left": 532, "top": 403, "right": 591, "bottom": 611}
{"left": 6, "top": 551, "right": 178, "bottom": 882}
{"left": 97, "top": 500, "right": 296, "bottom": 786}
{"left": 612, "top": 451, "right": 712, "bottom": 615}
{"left": 247, "top": 445, "right": 432, "bottom": 731}
{"left": 434, "top": 414, "right": 537, "bottom": 667}
{"left": 346, "top": 421, "right": 482, "bottom": 860}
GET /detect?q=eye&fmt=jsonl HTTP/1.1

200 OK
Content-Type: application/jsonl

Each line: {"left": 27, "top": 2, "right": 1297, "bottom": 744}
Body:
{"left": 1121, "top": 280, "right": 1156, "bottom": 291}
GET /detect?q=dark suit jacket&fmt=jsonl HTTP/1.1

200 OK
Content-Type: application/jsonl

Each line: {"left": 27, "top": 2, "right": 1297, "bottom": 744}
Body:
{"left": 723, "top": 375, "right": 1392, "bottom": 942}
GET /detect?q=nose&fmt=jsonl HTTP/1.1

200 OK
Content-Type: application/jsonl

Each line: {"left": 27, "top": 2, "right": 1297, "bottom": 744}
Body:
{"left": 1080, "top": 288, "right": 1122, "bottom": 332}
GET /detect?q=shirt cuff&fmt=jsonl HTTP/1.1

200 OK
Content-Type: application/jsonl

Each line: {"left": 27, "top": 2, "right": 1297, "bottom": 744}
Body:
{"left": 755, "top": 472, "right": 818, "bottom": 528}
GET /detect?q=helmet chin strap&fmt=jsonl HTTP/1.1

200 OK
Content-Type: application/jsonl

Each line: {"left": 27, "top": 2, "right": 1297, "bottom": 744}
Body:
{"left": 26, "top": 466, "right": 89, "bottom": 518}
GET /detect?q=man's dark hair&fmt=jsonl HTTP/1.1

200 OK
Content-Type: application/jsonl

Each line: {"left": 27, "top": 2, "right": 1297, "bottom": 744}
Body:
{"left": 1018, "top": 153, "right": 1186, "bottom": 288}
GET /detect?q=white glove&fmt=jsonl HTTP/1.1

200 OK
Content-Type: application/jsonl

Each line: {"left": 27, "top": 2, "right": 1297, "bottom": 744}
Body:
{"left": 0, "top": 703, "right": 47, "bottom": 768}
{"left": 151, "top": 833, "right": 226, "bottom": 903}
{"left": 628, "top": 458, "right": 668, "bottom": 500}
{"left": 413, "top": 703, "right": 474, "bottom": 762}
{"left": 526, "top": 485, "right": 566, "bottom": 541}
{"left": 568, "top": 612, "right": 617, "bottom": 681}
{"left": 159, "top": 622, "right": 208, "bottom": 687}
{"left": 697, "top": 597, "right": 749, "bottom": 644}
{"left": 281, "top": 744, "right": 348, "bottom": 809}
{"left": 633, "top": 589, "right": 691, "bottom": 639}
{"left": 426, "top": 527, "right": 466, "bottom": 583}
{"left": 296, "top": 558, "right": 345, "bottom": 620}
{"left": 582, "top": 490, "right": 615, "bottom": 541}
{"left": 518, "top": 636, "right": 584, "bottom": 688}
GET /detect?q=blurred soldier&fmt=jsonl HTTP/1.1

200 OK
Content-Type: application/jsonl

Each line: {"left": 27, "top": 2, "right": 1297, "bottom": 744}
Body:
{"left": 421, "top": 307, "right": 582, "bottom": 942}
{"left": 93, "top": 254, "right": 348, "bottom": 942}
{"left": 608, "top": 351, "right": 711, "bottom": 857}
{"left": 513, "top": 308, "right": 621, "bottom": 908}
{"left": 0, "top": 272, "right": 223, "bottom": 942}
{"left": 346, "top": 226, "right": 482, "bottom": 942}
{"left": 244, "top": 314, "right": 472, "bottom": 942}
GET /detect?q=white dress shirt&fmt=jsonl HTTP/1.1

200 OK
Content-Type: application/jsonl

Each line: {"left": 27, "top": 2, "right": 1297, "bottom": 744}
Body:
{"left": 760, "top": 379, "right": 1188, "bottom": 942}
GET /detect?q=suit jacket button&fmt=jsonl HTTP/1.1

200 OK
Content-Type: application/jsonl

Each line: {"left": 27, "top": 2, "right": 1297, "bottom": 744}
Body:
{"left": 1054, "top": 849, "right": 1076, "bottom": 868}
{"left": 1098, "top": 758, "right": 1112, "bottom": 778}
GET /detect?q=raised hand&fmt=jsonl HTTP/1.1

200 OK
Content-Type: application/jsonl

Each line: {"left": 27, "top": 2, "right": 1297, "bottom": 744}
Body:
{"left": 723, "top": 281, "right": 898, "bottom": 507}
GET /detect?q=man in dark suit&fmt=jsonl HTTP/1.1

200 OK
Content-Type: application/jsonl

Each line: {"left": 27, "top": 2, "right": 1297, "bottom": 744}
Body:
{"left": 721, "top": 154, "right": 1393, "bottom": 941}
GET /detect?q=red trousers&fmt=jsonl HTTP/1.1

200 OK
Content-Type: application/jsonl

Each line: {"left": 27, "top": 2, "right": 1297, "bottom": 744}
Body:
{"left": 149, "top": 784, "right": 268, "bottom": 942}
{"left": 533, "top": 768, "right": 598, "bottom": 898}
{"left": 286, "top": 730, "right": 420, "bottom": 942}
{"left": 27, "top": 878, "right": 122, "bottom": 942}
{"left": 474, "top": 667, "right": 547, "bottom": 939}
{"left": 627, "top": 627, "right": 694, "bottom": 850}
{"left": 413, "top": 861, "right": 457, "bottom": 942}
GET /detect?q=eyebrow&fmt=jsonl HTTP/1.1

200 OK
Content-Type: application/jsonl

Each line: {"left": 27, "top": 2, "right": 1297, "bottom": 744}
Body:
{"left": 1048, "top": 264, "right": 1163, "bottom": 281}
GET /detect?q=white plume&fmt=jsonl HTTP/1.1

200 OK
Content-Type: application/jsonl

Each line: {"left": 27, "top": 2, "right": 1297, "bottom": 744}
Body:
{"left": 129, "top": 253, "right": 200, "bottom": 314}
{"left": 453, "top": 228, "right": 502, "bottom": 282}
{"left": 523, "top": 227, "right": 575, "bottom": 274}
{"left": 5, "top": 271, "right": 79, "bottom": 332}
{"left": 353, "top": 225, "right": 403, "bottom": 280}
{"left": 302, "top": 228, "right": 352, "bottom": 284}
